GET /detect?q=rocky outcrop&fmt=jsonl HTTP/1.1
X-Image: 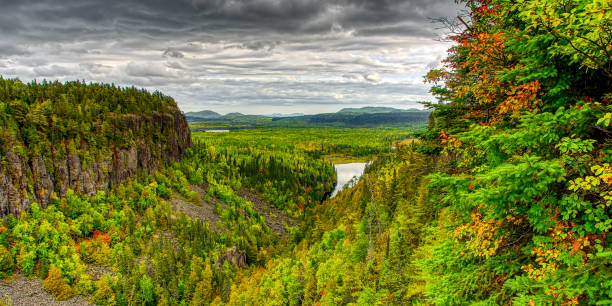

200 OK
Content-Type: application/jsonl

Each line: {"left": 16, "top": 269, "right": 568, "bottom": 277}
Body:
{"left": 0, "top": 108, "right": 192, "bottom": 216}
{"left": 216, "top": 246, "right": 247, "bottom": 268}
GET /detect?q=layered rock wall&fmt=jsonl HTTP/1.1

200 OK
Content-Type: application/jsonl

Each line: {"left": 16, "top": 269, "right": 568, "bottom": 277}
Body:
{"left": 0, "top": 108, "right": 191, "bottom": 216}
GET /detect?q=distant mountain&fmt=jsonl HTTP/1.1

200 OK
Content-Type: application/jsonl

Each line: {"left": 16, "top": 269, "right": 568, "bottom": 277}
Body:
{"left": 185, "top": 110, "right": 221, "bottom": 121}
{"left": 185, "top": 107, "right": 431, "bottom": 128}
{"left": 222, "top": 112, "right": 246, "bottom": 118}
{"left": 271, "top": 109, "right": 431, "bottom": 127}
{"left": 337, "top": 107, "right": 410, "bottom": 114}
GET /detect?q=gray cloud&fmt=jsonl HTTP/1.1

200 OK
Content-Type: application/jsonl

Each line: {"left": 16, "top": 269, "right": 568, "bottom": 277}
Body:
{"left": 33, "top": 65, "right": 74, "bottom": 77}
{"left": 125, "top": 62, "right": 181, "bottom": 78}
{"left": 162, "top": 48, "right": 185, "bottom": 58}
{"left": 0, "top": 0, "right": 463, "bottom": 114}
{"left": 343, "top": 72, "right": 381, "bottom": 83}
{"left": 79, "top": 63, "right": 113, "bottom": 74}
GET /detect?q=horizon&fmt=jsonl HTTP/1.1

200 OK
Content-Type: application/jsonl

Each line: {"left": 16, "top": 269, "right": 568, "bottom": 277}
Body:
{"left": 0, "top": 0, "right": 463, "bottom": 114}
{"left": 185, "top": 105, "right": 429, "bottom": 116}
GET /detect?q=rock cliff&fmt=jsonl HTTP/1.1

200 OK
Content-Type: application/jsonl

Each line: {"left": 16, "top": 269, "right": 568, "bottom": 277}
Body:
{"left": 0, "top": 108, "right": 191, "bottom": 216}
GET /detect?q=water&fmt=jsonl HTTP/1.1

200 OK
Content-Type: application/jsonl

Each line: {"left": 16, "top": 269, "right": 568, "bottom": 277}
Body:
{"left": 205, "top": 129, "right": 230, "bottom": 133}
{"left": 331, "top": 162, "right": 368, "bottom": 197}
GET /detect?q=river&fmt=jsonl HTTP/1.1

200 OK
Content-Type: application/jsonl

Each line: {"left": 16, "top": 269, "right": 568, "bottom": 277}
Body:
{"left": 331, "top": 162, "right": 368, "bottom": 197}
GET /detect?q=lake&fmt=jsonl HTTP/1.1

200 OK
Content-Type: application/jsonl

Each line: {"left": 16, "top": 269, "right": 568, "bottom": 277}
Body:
{"left": 205, "top": 129, "right": 230, "bottom": 133}
{"left": 331, "top": 162, "right": 368, "bottom": 197}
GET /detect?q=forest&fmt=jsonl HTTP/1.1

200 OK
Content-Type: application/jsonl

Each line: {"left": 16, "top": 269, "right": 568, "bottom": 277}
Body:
{"left": 0, "top": 0, "right": 611, "bottom": 305}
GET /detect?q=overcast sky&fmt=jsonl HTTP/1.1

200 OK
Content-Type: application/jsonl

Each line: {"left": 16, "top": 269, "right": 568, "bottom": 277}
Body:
{"left": 0, "top": 0, "right": 463, "bottom": 114}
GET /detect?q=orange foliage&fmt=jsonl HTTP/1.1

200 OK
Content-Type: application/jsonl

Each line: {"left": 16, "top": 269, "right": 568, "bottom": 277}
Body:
{"left": 77, "top": 230, "right": 112, "bottom": 266}
{"left": 499, "top": 81, "right": 542, "bottom": 114}
{"left": 454, "top": 207, "right": 503, "bottom": 258}
{"left": 92, "top": 230, "right": 112, "bottom": 245}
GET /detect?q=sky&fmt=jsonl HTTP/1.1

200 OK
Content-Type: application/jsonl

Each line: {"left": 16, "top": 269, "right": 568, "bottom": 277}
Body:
{"left": 0, "top": 0, "right": 463, "bottom": 115}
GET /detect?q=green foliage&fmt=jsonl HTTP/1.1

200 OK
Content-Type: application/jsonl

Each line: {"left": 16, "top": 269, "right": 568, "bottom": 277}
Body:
{"left": 419, "top": 0, "right": 612, "bottom": 304}
{"left": 139, "top": 275, "right": 156, "bottom": 305}
{"left": 0, "top": 78, "right": 187, "bottom": 206}
{"left": 185, "top": 128, "right": 414, "bottom": 217}
{"left": 91, "top": 275, "right": 116, "bottom": 306}
{"left": 0, "top": 246, "right": 13, "bottom": 277}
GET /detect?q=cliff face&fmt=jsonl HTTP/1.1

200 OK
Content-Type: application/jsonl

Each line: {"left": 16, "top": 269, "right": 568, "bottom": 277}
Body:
{"left": 0, "top": 108, "right": 191, "bottom": 216}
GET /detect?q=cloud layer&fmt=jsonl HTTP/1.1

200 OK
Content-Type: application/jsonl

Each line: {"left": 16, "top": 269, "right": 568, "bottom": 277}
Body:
{"left": 0, "top": 0, "right": 462, "bottom": 114}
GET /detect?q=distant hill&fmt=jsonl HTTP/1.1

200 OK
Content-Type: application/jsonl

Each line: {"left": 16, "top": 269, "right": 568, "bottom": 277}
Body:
{"left": 186, "top": 107, "right": 431, "bottom": 129}
{"left": 185, "top": 110, "right": 221, "bottom": 121}
{"left": 337, "top": 106, "right": 408, "bottom": 114}
{"left": 222, "top": 112, "right": 246, "bottom": 119}
{"left": 272, "top": 109, "right": 431, "bottom": 127}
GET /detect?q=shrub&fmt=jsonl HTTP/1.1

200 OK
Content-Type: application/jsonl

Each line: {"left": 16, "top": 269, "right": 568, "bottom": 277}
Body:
{"left": 79, "top": 232, "right": 112, "bottom": 266}
{"left": 16, "top": 249, "right": 35, "bottom": 276}
{"left": 0, "top": 246, "right": 13, "bottom": 277}
{"left": 91, "top": 275, "right": 116, "bottom": 306}
{"left": 138, "top": 275, "right": 156, "bottom": 305}
{"left": 186, "top": 190, "right": 201, "bottom": 205}
{"left": 74, "top": 273, "right": 95, "bottom": 295}
{"left": 43, "top": 267, "right": 73, "bottom": 300}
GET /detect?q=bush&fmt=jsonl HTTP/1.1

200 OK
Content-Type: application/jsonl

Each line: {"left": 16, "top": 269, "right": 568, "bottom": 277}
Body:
{"left": 43, "top": 267, "right": 74, "bottom": 300}
{"left": 0, "top": 246, "right": 13, "bottom": 277}
{"left": 138, "top": 275, "right": 156, "bottom": 305}
{"left": 74, "top": 273, "right": 95, "bottom": 295}
{"left": 91, "top": 275, "right": 116, "bottom": 306}
{"left": 16, "top": 249, "right": 35, "bottom": 276}
{"left": 79, "top": 233, "right": 112, "bottom": 266}
{"left": 186, "top": 190, "right": 201, "bottom": 205}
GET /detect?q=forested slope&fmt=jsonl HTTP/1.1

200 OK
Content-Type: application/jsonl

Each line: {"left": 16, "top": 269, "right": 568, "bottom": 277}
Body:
{"left": 220, "top": 145, "right": 436, "bottom": 305}
{"left": 219, "top": 0, "right": 612, "bottom": 304}
{"left": 418, "top": 0, "right": 612, "bottom": 303}
{"left": 0, "top": 79, "right": 191, "bottom": 215}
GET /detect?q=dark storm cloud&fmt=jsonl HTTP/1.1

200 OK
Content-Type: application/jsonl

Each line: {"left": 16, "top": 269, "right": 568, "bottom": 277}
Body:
{"left": 0, "top": 0, "right": 463, "bottom": 113}
{"left": 1, "top": 0, "right": 458, "bottom": 41}
{"left": 0, "top": 43, "right": 31, "bottom": 57}
{"left": 240, "top": 41, "right": 281, "bottom": 51}
{"left": 163, "top": 48, "right": 185, "bottom": 58}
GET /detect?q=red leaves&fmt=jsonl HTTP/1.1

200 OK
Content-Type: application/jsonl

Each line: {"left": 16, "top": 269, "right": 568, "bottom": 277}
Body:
{"left": 91, "top": 230, "right": 112, "bottom": 245}
{"left": 499, "top": 80, "right": 542, "bottom": 115}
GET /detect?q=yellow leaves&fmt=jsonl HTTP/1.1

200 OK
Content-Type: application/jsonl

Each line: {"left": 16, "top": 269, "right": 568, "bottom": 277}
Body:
{"left": 522, "top": 246, "right": 560, "bottom": 280}
{"left": 43, "top": 267, "right": 74, "bottom": 301}
{"left": 597, "top": 112, "right": 612, "bottom": 127}
{"left": 569, "top": 236, "right": 592, "bottom": 255}
{"left": 438, "top": 130, "right": 462, "bottom": 150}
{"left": 568, "top": 164, "right": 612, "bottom": 201}
{"left": 519, "top": 0, "right": 612, "bottom": 75}
{"left": 505, "top": 215, "right": 524, "bottom": 225}
{"left": 454, "top": 210, "right": 503, "bottom": 258}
